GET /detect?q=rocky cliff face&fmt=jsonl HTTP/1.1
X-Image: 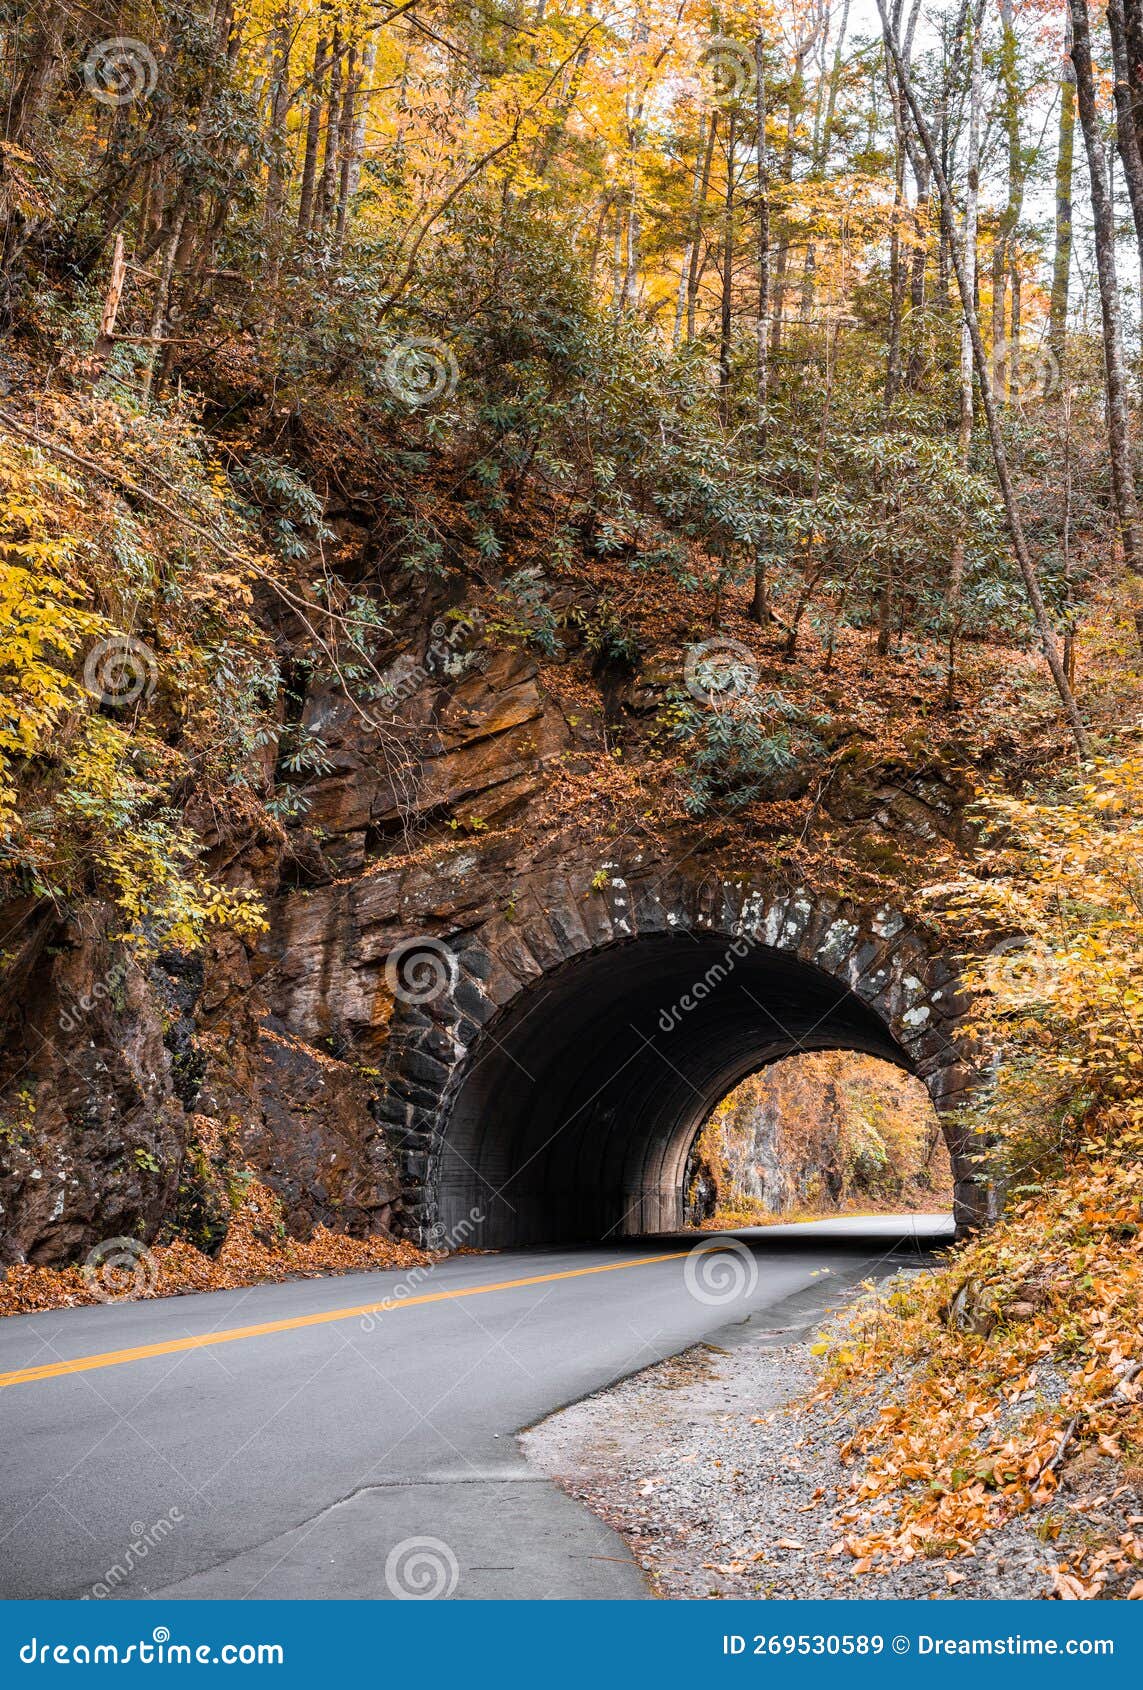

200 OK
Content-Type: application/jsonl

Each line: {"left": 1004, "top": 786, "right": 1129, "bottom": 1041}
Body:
{"left": 686, "top": 1052, "right": 954, "bottom": 1223}
{"left": 0, "top": 563, "right": 981, "bottom": 1267}
{"left": 0, "top": 899, "right": 404, "bottom": 1264}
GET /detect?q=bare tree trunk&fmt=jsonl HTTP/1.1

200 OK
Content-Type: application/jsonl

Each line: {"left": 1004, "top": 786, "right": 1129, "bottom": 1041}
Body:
{"left": 750, "top": 33, "right": 772, "bottom": 624}
{"left": 769, "top": 28, "right": 815, "bottom": 359}
{"left": 686, "top": 116, "right": 717, "bottom": 343}
{"left": 587, "top": 194, "right": 613, "bottom": 294}
{"left": 345, "top": 34, "right": 377, "bottom": 208}
{"left": 674, "top": 117, "right": 708, "bottom": 349}
{"left": 297, "top": 34, "right": 330, "bottom": 238}
{"left": 262, "top": 13, "right": 293, "bottom": 285}
{"left": 878, "top": 0, "right": 1090, "bottom": 752}
{"left": 754, "top": 36, "right": 770, "bottom": 440}
{"left": 92, "top": 232, "right": 127, "bottom": 374}
{"left": 798, "top": 0, "right": 852, "bottom": 332}
{"left": 991, "top": 0, "right": 1025, "bottom": 393}
{"left": 1109, "top": 0, "right": 1143, "bottom": 268}
{"left": 1123, "top": 0, "right": 1143, "bottom": 353}
{"left": 768, "top": 89, "right": 796, "bottom": 359}
{"left": 610, "top": 205, "right": 624, "bottom": 313}
{"left": 1124, "top": 0, "right": 1143, "bottom": 182}
{"left": 884, "top": 17, "right": 908, "bottom": 412}
{"left": 8, "top": 3, "right": 67, "bottom": 146}
{"left": 718, "top": 108, "right": 737, "bottom": 425}
{"left": 140, "top": 211, "right": 185, "bottom": 404}
{"left": 905, "top": 154, "right": 931, "bottom": 387}
{"left": 334, "top": 44, "right": 360, "bottom": 253}
{"left": 785, "top": 321, "right": 839, "bottom": 662}
{"left": 314, "top": 31, "right": 343, "bottom": 240}
{"left": 946, "top": 0, "right": 982, "bottom": 703}
{"left": 1070, "top": 0, "right": 1143, "bottom": 646}
{"left": 621, "top": 176, "right": 640, "bottom": 312}
{"left": 1049, "top": 21, "right": 1076, "bottom": 369}
{"left": 1061, "top": 387, "right": 1077, "bottom": 683}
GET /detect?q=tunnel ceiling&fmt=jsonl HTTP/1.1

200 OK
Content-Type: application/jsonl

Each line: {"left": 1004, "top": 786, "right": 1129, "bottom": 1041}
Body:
{"left": 435, "top": 934, "right": 914, "bottom": 1247}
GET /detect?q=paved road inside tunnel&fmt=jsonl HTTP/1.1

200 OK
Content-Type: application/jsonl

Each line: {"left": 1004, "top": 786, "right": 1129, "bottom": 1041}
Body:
{"left": 0, "top": 1215, "right": 952, "bottom": 1600}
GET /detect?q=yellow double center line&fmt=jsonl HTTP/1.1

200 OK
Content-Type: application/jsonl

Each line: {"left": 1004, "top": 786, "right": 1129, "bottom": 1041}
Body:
{"left": 0, "top": 1251, "right": 693, "bottom": 1391}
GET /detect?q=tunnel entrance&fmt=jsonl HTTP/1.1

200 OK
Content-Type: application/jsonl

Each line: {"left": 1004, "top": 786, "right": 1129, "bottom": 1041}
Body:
{"left": 433, "top": 933, "right": 939, "bottom": 1249}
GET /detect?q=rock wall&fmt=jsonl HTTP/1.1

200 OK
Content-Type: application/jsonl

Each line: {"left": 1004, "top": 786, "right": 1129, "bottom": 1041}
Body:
{"left": 0, "top": 903, "right": 402, "bottom": 1265}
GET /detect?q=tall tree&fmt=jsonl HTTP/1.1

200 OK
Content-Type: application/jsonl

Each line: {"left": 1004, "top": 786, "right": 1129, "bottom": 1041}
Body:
{"left": 992, "top": 0, "right": 1028, "bottom": 384}
{"left": 1109, "top": 0, "right": 1143, "bottom": 284}
{"left": 946, "top": 0, "right": 984, "bottom": 702}
{"left": 1070, "top": 0, "right": 1143, "bottom": 646}
{"left": 878, "top": 0, "right": 1091, "bottom": 752}
{"left": 750, "top": 32, "right": 772, "bottom": 625}
{"left": 1049, "top": 16, "right": 1076, "bottom": 369}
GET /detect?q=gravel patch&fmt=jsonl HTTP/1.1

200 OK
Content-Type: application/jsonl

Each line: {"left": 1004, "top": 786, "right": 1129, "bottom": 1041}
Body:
{"left": 523, "top": 1275, "right": 1063, "bottom": 1601}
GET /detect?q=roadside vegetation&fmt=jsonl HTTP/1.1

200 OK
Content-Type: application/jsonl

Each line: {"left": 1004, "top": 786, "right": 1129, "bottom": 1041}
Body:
{"left": 1, "top": 0, "right": 1143, "bottom": 1597}
{"left": 811, "top": 758, "right": 1143, "bottom": 1596}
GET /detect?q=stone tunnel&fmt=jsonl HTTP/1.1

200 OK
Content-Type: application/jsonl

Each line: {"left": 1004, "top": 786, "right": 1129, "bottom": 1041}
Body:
{"left": 266, "top": 865, "right": 986, "bottom": 1249}
{"left": 433, "top": 932, "right": 935, "bottom": 1247}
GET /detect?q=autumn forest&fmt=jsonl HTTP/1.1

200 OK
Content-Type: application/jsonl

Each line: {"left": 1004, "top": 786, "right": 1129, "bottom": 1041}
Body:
{"left": 3, "top": 0, "right": 1143, "bottom": 1607}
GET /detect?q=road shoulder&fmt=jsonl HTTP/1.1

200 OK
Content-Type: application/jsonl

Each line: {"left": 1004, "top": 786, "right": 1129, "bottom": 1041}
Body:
{"left": 523, "top": 1274, "right": 1062, "bottom": 1601}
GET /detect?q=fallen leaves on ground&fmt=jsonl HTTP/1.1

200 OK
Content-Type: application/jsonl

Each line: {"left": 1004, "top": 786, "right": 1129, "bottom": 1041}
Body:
{"left": 807, "top": 1148, "right": 1143, "bottom": 1597}
{"left": 0, "top": 1178, "right": 430, "bottom": 1317}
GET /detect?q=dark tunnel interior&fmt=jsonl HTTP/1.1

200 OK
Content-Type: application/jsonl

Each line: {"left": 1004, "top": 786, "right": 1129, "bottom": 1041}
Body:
{"left": 433, "top": 933, "right": 919, "bottom": 1248}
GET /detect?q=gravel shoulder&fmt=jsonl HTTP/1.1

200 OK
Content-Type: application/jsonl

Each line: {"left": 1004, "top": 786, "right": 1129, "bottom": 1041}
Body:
{"left": 522, "top": 1272, "right": 1063, "bottom": 1601}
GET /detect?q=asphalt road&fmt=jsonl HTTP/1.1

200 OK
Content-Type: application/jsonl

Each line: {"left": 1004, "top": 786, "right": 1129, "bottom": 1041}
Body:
{"left": 0, "top": 1215, "right": 953, "bottom": 1601}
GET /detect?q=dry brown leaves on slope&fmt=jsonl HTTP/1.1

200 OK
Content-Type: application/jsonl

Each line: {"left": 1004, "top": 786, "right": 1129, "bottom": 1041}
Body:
{"left": 0, "top": 1178, "right": 429, "bottom": 1318}
{"left": 807, "top": 1149, "right": 1143, "bottom": 1598}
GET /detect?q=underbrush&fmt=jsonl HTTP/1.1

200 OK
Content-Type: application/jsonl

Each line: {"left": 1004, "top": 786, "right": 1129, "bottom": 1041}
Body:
{"left": 811, "top": 1147, "right": 1143, "bottom": 1596}
{"left": 807, "top": 751, "right": 1143, "bottom": 1597}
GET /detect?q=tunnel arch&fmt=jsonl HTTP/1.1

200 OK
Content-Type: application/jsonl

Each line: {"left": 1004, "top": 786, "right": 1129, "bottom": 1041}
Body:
{"left": 375, "top": 872, "right": 987, "bottom": 1245}
{"left": 436, "top": 935, "right": 917, "bottom": 1246}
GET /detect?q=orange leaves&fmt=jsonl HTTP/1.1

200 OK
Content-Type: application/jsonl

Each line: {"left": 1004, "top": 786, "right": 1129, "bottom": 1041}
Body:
{"left": 0, "top": 1177, "right": 430, "bottom": 1319}
{"left": 799, "top": 1145, "right": 1143, "bottom": 1585}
